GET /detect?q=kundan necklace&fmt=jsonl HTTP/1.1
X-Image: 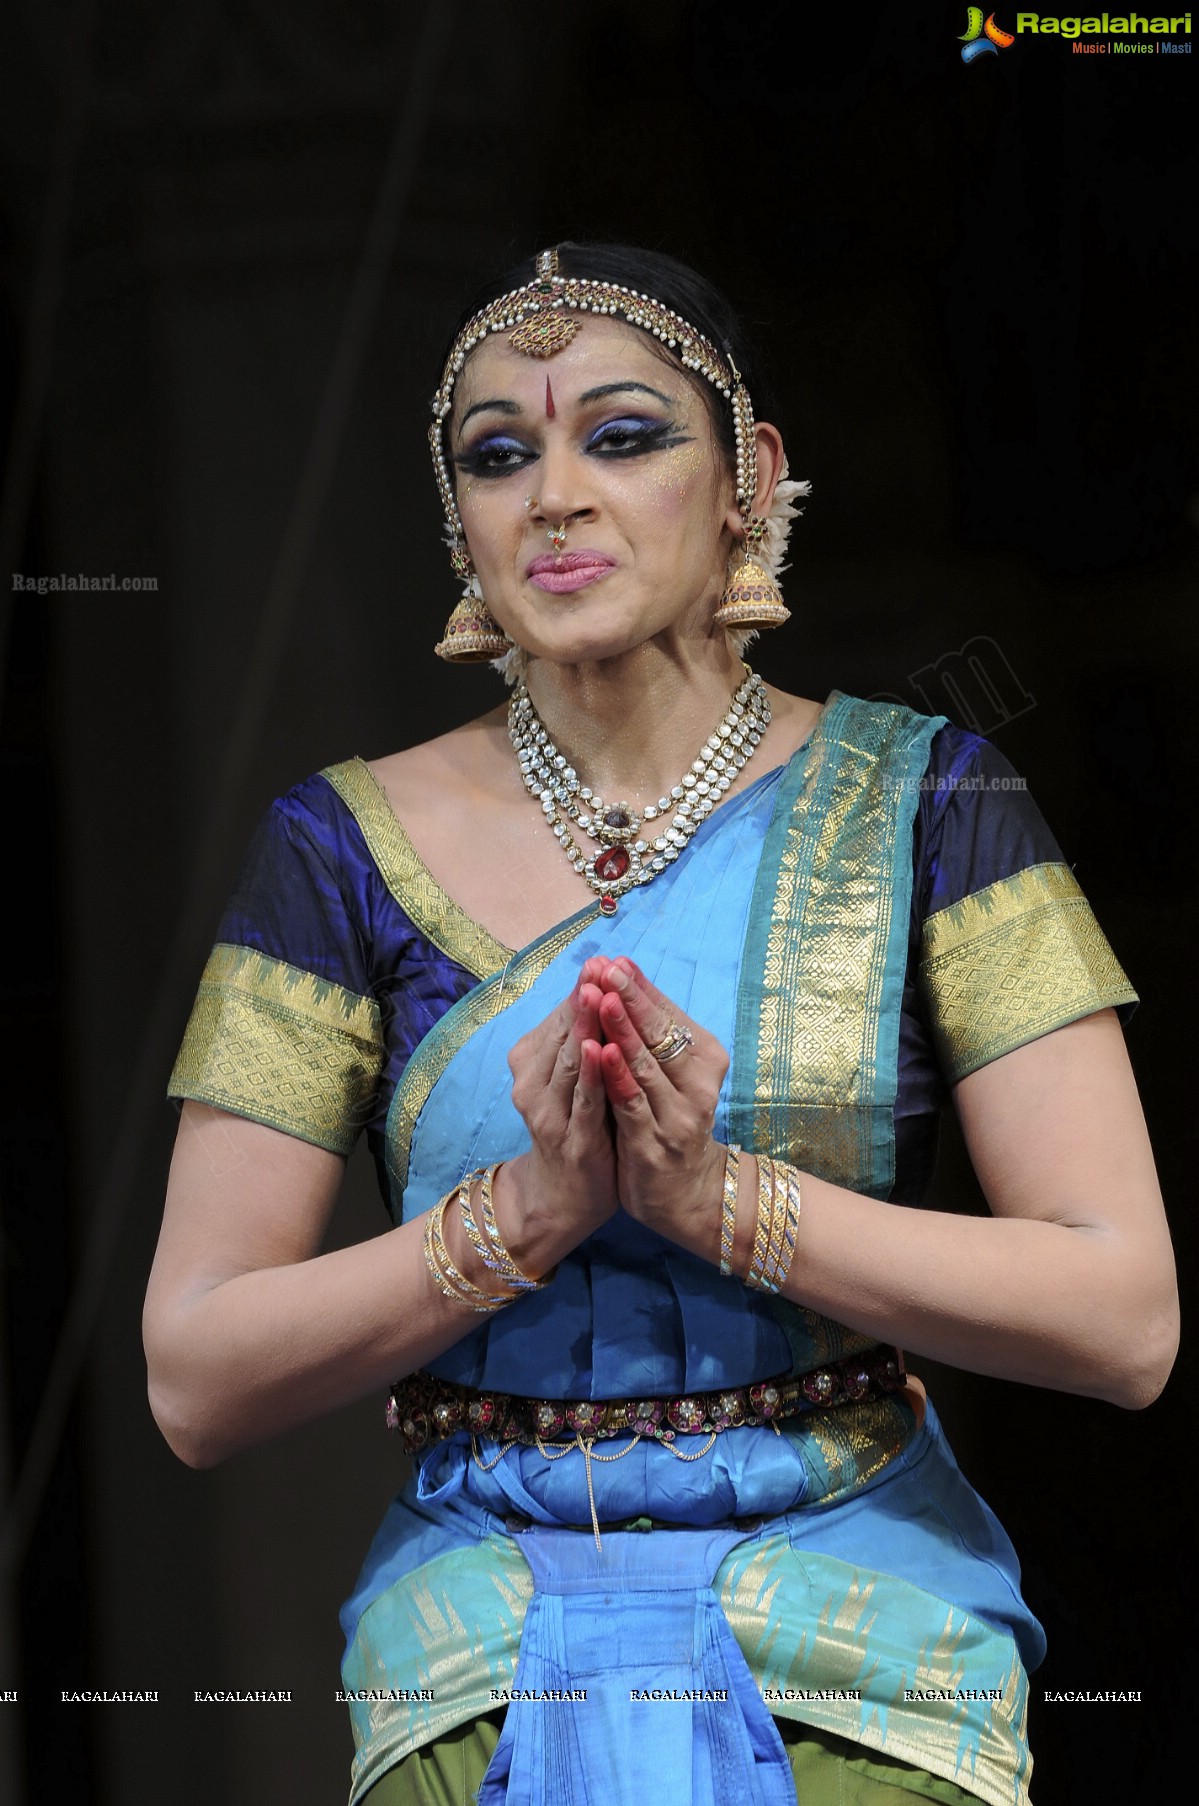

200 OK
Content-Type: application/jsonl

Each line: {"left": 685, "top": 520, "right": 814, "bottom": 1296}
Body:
{"left": 508, "top": 666, "right": 771, "bottom": 915}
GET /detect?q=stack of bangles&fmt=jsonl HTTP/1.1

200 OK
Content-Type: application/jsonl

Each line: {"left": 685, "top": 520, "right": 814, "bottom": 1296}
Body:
{"left": 424, "top": 1145, "right": 799, "bottom": 1315}
{"left": 720, "top": 1143, "right": 802, "bottom": 1292}
{"left": 422, "top": 1164, "right": 555, "bottom": 1312}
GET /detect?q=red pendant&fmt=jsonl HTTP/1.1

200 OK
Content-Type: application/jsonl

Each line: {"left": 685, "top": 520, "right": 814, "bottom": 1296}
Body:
{"left": 593, "top": 846, "right": 630, "bottom": 883}
{"left": 599, "top": 895, "right": 618, "bottom": 916}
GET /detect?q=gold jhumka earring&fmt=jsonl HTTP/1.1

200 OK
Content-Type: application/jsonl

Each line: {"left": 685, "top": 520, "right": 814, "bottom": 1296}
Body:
{"left": 711, "top": 369, "right": 792, "bottom": 633}
{"left": 432, "top": 540, "right": 514, "bottom": 664}
{"left": 712, "top": 516, "right": 791, "bottom": 632}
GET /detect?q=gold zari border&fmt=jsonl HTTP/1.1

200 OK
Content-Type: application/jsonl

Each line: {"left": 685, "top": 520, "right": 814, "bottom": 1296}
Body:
{"left": 744, "top": 698, "right": 921, "bottom": 1195}
{"left": 385, "top": 910, "right": 596, "bottom": 1203}
{"left": 168, "top": 943, "right": 384, "bottom": 1156}
{"left": 322, "top": 759, "right": 511, "bottom": 981}
{"left": 345, "top": 1538, "right": 532, "bottom": 1803}
{"left": 718, "top": 1545, "right": 1031, "bottom": 1806}
{"left": 920, "top": 861, "right": 1137, "bottom": 1083}
{"left": 799, "top": 1396, "right": 915, "bottom": 1502}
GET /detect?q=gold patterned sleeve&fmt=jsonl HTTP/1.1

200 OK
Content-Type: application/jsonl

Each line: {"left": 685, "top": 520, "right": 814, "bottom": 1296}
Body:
{"left": 168, "top": 943, "right": 384, "bottom": 1155}
{"left": 167, "top": 785, "right": 388, "bottom": 1155}
{"left": 919, "top": 861, "right": 1138, "bottom": 1084}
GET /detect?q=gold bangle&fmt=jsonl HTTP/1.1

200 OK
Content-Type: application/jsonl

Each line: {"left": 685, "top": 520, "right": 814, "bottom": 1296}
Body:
{"left": 765, "top": 1159, "right": 792, "bottom": 1290}
{"left": 457, "top": 1170, "right": 496, "bottom": 1270}
{"left": 775, "top": 1163, "right": 802, "bottom": 1292}
{"left": 439, "top": 1165, "right": 556, "bottom": 1302}
{"left": 745, "top": 1155, "right": 774, "bottom": 1290}
{"left": 719, "top": 1143, "right": 741, "bottom": 1277}
{"left": 423, "top": 1194, "right": 511, "bottom": 1313}
{"left": 433, "top": 1200, "right": 510, "bottom": 1308}
{"left": 753, "top": 1157, "right": 786, "bottom": 1293}
{"left": 743, "top": 1158, "right": 802, "bottom": 1295}
{"left": 477, "top": 1165, "right": 551, "bottom": 1290}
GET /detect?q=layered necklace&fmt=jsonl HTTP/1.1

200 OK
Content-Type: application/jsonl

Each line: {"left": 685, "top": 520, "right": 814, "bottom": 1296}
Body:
{"left": 508, "top": 667, "right": 771, "bottom": 915}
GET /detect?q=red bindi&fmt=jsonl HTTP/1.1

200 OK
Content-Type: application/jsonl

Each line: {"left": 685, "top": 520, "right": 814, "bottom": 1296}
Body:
{"left": 545, "top": 377, "right": 556, "bottom": 419}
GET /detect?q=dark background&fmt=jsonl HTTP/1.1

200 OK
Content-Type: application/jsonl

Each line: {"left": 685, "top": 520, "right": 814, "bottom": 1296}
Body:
{"left": 1, "top": 3, "right": 1194, "bottom": 1802}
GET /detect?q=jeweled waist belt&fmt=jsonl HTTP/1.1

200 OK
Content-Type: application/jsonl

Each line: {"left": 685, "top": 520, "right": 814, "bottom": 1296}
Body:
{"left": 386, "top": 1346, "right": 906, "bottom": 1456}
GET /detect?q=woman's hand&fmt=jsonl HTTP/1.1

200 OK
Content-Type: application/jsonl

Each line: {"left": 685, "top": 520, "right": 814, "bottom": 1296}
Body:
{"left": 593, "top": 957, "right": 728, "bottom": 1263}
{"left": 496, "top": 959, "right": 621, "bottom": 1276}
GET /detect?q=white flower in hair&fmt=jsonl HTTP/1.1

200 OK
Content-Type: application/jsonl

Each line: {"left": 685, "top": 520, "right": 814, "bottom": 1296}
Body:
{"left": 758, "top": 472, "right": 812, "bottom": 582}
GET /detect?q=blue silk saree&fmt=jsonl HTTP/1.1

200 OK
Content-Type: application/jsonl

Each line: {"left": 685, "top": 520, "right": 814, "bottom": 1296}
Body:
{"left": 169, "top": 694, "right": 1136, "bottom": 1806}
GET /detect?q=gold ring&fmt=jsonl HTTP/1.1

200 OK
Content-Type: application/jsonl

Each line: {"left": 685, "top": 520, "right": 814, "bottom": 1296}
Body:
{"left": 648, "top": 1023, "right": 694, "bottom": 1065}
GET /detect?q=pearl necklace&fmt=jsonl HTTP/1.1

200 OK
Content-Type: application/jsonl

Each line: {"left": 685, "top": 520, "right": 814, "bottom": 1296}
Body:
{"left": 508, "top": 668, "right": 771, "bottom": 914}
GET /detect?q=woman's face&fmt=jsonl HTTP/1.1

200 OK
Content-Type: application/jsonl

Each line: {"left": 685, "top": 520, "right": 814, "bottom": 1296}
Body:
{"left": 448, "top": 316, "right": 740, "bottom": 666}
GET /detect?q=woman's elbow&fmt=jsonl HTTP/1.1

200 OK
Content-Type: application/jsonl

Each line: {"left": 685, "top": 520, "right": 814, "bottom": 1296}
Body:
{"left": 145, "top": 1362, "right": 235, "bottom": 1468}
{"left": 1107, "top": 1289, "right": 1180, "bottom": 1410}
{"left": 143, "top": 1307, "right": 231, "bottom": 1468}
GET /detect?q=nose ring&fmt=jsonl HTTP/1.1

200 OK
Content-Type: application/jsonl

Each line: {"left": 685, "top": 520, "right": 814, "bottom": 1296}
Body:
{"left": 547, "top": 523, "right": 568, "bottom": 552}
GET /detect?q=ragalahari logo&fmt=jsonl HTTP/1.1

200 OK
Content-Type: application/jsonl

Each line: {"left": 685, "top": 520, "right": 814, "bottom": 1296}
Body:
{"left": 959, "top": 8, "right": 1017, "bottom": 58}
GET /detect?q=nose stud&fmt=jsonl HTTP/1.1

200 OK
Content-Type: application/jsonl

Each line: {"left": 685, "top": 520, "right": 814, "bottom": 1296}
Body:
{"left": 547, "top": 523, "right": 568, "bottom": 552}
{"left": 524, "top": 495, "right": 537, "bottom": 511}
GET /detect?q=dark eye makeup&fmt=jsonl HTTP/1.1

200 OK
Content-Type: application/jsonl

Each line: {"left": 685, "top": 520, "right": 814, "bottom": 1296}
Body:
{"left": 453, "top": 434, "right": 532, "bottom": 477}
{"left": 584, "top": 416, "right": 692, "bottom": 456}
{"left": 453, "top": 415, "right": 692, "bottom": 480}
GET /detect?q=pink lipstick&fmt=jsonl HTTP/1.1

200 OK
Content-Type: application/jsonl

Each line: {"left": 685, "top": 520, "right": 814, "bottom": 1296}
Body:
{"left": 526, "top": 550, "right": 615, "bottom": 594}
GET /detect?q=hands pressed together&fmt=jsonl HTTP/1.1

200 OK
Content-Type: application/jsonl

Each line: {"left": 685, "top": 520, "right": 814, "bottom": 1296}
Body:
{"left": 492, "top": 958, "right": 732, "bottom": 1281}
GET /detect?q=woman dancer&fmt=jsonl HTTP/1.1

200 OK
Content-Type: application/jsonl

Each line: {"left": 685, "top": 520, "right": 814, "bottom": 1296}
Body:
{"left": 146, "top": 243, "right": 1177, "bottom": 1806}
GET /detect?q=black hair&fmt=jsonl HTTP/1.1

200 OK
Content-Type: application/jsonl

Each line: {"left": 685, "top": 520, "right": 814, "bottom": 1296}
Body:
{"left": 437, "top": 240, "right": 780, "bottom": 462}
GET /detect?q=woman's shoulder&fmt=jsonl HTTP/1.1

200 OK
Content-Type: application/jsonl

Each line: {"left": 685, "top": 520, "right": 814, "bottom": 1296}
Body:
{"left": 249, "top": 709, "right": 512, "bottom": 860}
{"left": 363, "top": 706, "right": 512, "bottom": 821}
{"left": 359, "top": 713, "right": 519, "bottom": 908}
{"left": 760, "top": 687, "right": 828, "bottom": 768}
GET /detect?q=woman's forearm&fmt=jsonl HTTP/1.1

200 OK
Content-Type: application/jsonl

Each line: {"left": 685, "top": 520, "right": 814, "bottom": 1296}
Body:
{"left": 664, "top": 1146, "right": 1175, "bottom": 1409}
{"left": 763, "top": 1168, "right": 1177, "bottom": 1409}
{"left": 145, "top": 1139, "right": 611, "bottom": 1468}
{"left": 600, "top": 991, "right": 1178, "bottom": 1411}
{"left": 146, "top": 1211, "right": 488, "bottom": 1468}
